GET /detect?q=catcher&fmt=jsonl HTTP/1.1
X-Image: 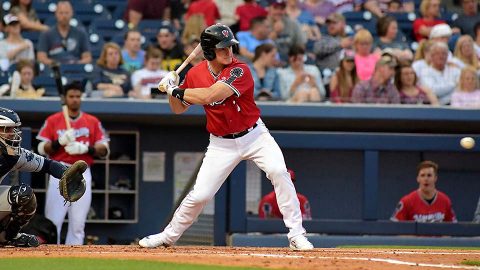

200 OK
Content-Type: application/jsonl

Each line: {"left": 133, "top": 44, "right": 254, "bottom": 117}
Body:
{"left": 0, "top": 107, "right": 87, "bottom": 247}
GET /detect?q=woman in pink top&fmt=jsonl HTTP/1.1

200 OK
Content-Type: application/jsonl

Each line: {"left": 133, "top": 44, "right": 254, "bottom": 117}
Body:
{"left": 353, "top": 29, "right": 381, "bottom": 81}
{"left": 451, "top": 66, "right": 480, "bottom": 108}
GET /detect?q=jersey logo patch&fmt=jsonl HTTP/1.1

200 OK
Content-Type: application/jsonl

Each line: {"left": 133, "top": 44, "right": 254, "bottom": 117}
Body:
{"left": 224, "top": 67, "right": 243, "bottom": 85}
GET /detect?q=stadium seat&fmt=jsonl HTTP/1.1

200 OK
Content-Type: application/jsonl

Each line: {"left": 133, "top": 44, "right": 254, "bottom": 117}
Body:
{"left": 71, "top": 2, "right": 111, "bottom": 27}
{"left": 60, "top": 63, "right": 95, "bottom": 83}
{"left": 137, "top": 20, "right": 165, "bottom": 35}
{"left": 33, "top": 75, "right": 58, "bottom": 96}
{"left": 22, "top": 31, "right": 41, "bottom": 44}
{"left": 89, "top": 19, "right": 127, "bottom": 42}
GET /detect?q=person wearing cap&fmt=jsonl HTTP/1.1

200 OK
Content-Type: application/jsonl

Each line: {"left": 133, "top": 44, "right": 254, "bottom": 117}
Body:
{"left": 124, "top": 0, "right": 170, "bottom": 29}
{"left": 351, "top": 52, "right": 401, "bottom": 104}
{"left": 417, "top": 42, "right": 461, "bottom": 105}
{"left": 0, "top": 14, "right": 34, "bottom": 66}
{"left": 259, "top": 169, "right": 312, "bottom": 220}
{"left": 412, "top": 0, "right": 445, "bottom": 42}
{"left": 451, "top": 0, "right": 480, "bottom": 38}
{"left": 266, "top": 0, "right": 307, "bottom": 62}
{"left": 329, "top": 50, "right": 359, "bottom": 103}
{"left": 312, "top": 12, "right": 353, "bottom": 71}
{"left": 37, "top": 1, "right": 92, "bottom": 65}
{"left": 150, "top": 22, "right": 184, "bottom": 71}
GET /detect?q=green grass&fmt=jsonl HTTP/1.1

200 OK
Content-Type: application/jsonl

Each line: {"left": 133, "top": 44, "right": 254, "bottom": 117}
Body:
{"left": 338, "top": 245, "right": 480, "bottom": 250}
{"left": 462, "top": 260, "right": 480, "bottom": 266}
{"left": 0, "top": 258, "right": 268, "bottom": 270}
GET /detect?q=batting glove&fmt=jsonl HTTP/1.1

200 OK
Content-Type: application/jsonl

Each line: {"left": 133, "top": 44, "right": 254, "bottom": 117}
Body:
{"left": 158, "top": 71, "right": 179, "bottom": 95}
{"left": 58, "top": 129, "right": 76, "bottom": 146}
{"left": 65, "top": 141, "right": 89, "bottom": 155}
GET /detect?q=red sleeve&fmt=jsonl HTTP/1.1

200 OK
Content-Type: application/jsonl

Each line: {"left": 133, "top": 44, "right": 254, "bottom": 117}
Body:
{"left": 444, "top": 197, "right": 457, "bottom": 222}
{"left": 220, "top": 64, "right": 253, "bottom": 97}
{"left": 391, "top": 199, "right": 408, "bottom": 221}
{"left": 412, "top": 19, "right": 423, "bottom": 41}
{"left": 37, "top": 117, "right": 55, "bottom": 142}
{"left": 298, "top": 194, "right": 312, "bottom": 220}
{"left": 127, "top": 0, "right": 145, "bottom": 13}
{"left": 92, "top": 117, "right": 109, "bottom": 145}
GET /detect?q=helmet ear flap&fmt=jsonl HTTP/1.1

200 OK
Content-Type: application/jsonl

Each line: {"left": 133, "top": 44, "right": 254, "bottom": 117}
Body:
{"left": 204, "top": 49, "right": 216, "bottom": 61}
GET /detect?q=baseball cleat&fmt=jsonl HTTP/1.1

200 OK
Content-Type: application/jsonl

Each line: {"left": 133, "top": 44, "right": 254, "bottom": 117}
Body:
{"left": 139, "top": 232, "right": 171, "bottom": 248}
{"left": 7, "top": 233, "right": 40, "bottom": 247}
{"left": 289, "top": 234, "right": 314, "bottom": 251}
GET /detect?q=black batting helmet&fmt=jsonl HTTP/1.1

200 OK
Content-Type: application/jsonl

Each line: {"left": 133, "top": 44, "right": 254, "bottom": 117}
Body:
{"left": 200, "top": 24, "right": 239, "bottom": 61}
{"left": 0, "top": 107, "right": 22, "bottom": 156}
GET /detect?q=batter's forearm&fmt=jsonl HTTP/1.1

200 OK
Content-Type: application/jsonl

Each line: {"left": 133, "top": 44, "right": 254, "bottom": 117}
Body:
{"left": 169, "top": 96, "right": 189, "bottom": 114}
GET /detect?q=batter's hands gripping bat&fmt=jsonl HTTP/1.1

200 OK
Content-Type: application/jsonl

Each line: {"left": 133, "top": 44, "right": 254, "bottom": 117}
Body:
{"left": 51, "top": 63, "right": 71, "bottom": 129}
{"left": 158, "top": 44, "right": 202, "bottom": 93}
{"left": 10, "top": 71, "right": 20, "bottom": 98}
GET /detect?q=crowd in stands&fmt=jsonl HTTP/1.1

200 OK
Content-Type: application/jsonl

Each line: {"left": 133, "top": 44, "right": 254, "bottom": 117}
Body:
{"left": 0, "top": 0, "right": 479, "bottom": 107}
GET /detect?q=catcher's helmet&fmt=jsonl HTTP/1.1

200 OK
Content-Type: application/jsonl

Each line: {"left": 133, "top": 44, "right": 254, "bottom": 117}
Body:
{"left": 200, "top": 24, "right": 239, "bottom": 61}
{"left": 0, "top": 107, "right": 22, "bottom": 156}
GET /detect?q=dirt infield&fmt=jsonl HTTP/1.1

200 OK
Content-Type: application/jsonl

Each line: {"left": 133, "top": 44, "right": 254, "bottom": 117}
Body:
{"left": 1, "top": 245, "right": 480, "bottom": 269}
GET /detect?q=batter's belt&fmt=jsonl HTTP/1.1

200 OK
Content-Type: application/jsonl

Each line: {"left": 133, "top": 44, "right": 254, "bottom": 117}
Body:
{"left": 217, "top": 123, "right": 258, "bottom": 139}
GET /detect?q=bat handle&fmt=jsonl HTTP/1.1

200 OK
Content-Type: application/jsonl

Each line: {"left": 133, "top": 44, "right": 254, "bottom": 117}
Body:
{"left": 62, "top": 105, "right": 71, "bottom": 129}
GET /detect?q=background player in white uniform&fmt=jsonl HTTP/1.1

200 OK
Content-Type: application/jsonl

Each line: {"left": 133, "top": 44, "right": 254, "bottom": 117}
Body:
{"left": 37, "top": 81, "right": 109, "bottom": 245}
{"left": 0, "top": 107, "right": 87, "bottom": 247}
{"left": 139, "top": 24, "right": 313, "bottom": 251}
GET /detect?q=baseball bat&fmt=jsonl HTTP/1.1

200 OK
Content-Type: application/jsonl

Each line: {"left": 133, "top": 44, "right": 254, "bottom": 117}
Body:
{"left": 10, "top": 71, "right": 20, "bottom": 98}
{"left": 158, "top": 44, "right": 202, "bottom": 92}
{"left": 51, "top": 63, "right": 71, "bottom": 129}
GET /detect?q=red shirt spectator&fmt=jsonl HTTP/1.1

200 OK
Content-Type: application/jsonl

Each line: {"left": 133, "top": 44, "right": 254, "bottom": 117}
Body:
{"left": 235, "top": 0, "right": 268, "bottom": 31}
{"left": 185, "top": 0, "right": 221, "bottom": 27}
{"left": 124, "top": 0, "right": 170, "bottom": 27}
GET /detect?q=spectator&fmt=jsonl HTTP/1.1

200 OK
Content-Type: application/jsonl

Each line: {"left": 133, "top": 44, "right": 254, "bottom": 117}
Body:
{"left": 266, "top": 0, "right": 307, "bottom": 63}
{"left": 9, "top": 0, "right": 49, "bottom": 31}
{"left": 37, "top": 1, "right": 91, "bottom": 65}
{"left": 37, "top": 81, "right": 109, "bottom": 244}
{"left": 124, "top": 0, "right": 170, "bottom": 29}
{"left": 412, "top": 39, "right": 433, "bottom": 75}
{"left": 351, "top": 52, "right": 400, "bottom": 103}
{"left": 451, "top": 66, "right": 480, "bottom": 108}
{"left": 215, "top": 0, "right": 243, "bottom": 27}
{"left": 0, "top": 14, "right": 34, "bottom": 66}
{"left": 259, "top": 169, "right": 312, "bottom": 220}
{"left": 170, "top": 0, "right": 189, "bottom": 30}
{"left": 375, "top": 0, "right": 415, "bottom": 14}
{"left": 278, "top": 45, "right": 325, "bottom": 102}
{"left": 429, "top": 23, "right": 453, "bottom": 45}
{"left": 121, "top": 30, "right": 145, "bottom": 73}
{"left": 451, "top": 35, "right": 480, "bottom": 71}
{"left": 0, "top": 59, "right": 44, "bottom": 98}
{"left": 353, "top": 29, "right": 381, "bottom": 81}
{"left": 92, "top": 42, "right": 131, "bottom": 98}
{"left": 412, "top": 0, "right": 444, "bottom": 41}
{"left": 451, "top": 0, "right": 480, "bottom": 37}
{"left": 329, "top": 50, "right": 359, "bottom": 103}
{"left": 235, "top": 0, "right": 268, "bottom": 31}
{"left": 394, "top": 61, "right": 439, "bottom": 105}
{"left": 374, "top": 16, "right": 413, "bottom": 61}
{"left": 475, "top": 22, "right": 480, "bottom": 60}
{"left": 417, "top": 42, "right": 461, "bottom": 105}
{"left": 181, "top": 14, "right": 206, "bottom": 47}
{"left": 299, "top": 0, "right": 337, "bottom": 26}
{"left": 391, "top": 160, "right": 457, "bottom": 223}
{"left": 387, "top": 0, "right": 402, "bottom": 12}
{"left": 312, "top": 13, "right": 353, "bottom": 71}
{"left": 286, "top": 0, "right": 321, "bottom": 41}
{"left": 237, "top": 16, "right": 274, "bottom": 61}
{"left": 151, "top": 22, "right": 184, "bottom": 71}
{"left": 185, "top": 0, "right": 221, "bottom": 27}
{"left": 130, "top": 48, "right": 168, "bottom": 99}
{"left": 176, "top": 38, "right": 204, "bottom": 81}
{"left": 249, "top": 43, "right": 281, "bottom": 101}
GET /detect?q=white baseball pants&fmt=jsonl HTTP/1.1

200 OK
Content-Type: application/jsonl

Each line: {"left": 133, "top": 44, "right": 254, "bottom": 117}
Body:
{"left": 162, "top": 119, "right": 306, "bottom": 244}
{"left": 45, "top": 167, "right": 92, "bottom": 245}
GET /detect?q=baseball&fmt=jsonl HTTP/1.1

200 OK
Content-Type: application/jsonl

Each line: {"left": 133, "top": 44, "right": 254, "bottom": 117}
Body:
{"left": 460, "top": 137, "right": 475, "bottom": 149}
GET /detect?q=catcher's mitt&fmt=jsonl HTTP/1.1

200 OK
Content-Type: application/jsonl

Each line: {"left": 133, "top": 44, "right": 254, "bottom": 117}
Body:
{"left": 60, "top": 160, "right": 88, "bottom": 203}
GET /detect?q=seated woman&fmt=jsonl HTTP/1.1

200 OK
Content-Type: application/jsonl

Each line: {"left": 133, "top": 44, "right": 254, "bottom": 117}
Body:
{"left": 92, "top": 42, "right": 131, "bottom": 98}
{"left": 394, "top": 61, "right": 438, "bottom": 105}
{"left": 249, "top": 43, "right": 281, "bottom": 101}
{"left": 0, "top": 14, "right": 34, "bottom": 67}
{"left": 451, "top": 35, "right": 480, "bottom": 72}
{"left": 9, "top": 0, "right": 49, "bottom": 31}
{"left": 451, "top": 66, "right": 480, "bottom": 108}
{"left": 374, "top": 16, "right": 413, "bottom": 61}
{"left": 0, "top": 59, "right": 44, "bottom": 98}
{"left": 329, "top": 50, "right": 359, "bottom": 103}
{"left": 278, "top": 45, "right": 325, "bottom": 103}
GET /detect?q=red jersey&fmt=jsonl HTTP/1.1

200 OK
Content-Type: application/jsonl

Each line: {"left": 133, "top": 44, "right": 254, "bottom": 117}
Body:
{"left": 185, "top": 0, "right": 221, "bottom": 27}
{"left": 180, "top": 58, "right": 261, "bottom": 136}
{"left": 258, "top": 191, "right": 312, "bottom": 220}
{"left": 37, "top": 112, "right": 109, "bottom": 166}
{"left": 412, "top": 18, "right": 445, "bottom": 41}
{"left": 235, "top": 3, "right": 268, "bottom": 31}
{"left": 391, "top": 190, "right": 457, "bottom": 222}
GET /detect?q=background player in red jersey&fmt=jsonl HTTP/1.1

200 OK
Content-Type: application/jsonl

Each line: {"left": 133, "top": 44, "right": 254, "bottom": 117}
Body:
{"left": 37, "top": 81, "right": 110, "bottom": 244}
{"left": 259, "top": 169, "right": 312, "bottom": 220}
{"left": 391, "top": 160, "right": 457, "bottom": 223}
{"left": 139, "top": 24, "right": 313, "bottom": 251}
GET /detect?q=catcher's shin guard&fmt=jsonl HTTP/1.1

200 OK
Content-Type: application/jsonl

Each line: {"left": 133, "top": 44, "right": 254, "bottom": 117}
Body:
{"left": 3, "top": 184, "right": 37, "bottom": 243}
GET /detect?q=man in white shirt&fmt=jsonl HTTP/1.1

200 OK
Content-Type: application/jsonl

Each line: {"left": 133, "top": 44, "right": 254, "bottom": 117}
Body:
{"left": 130, "top": 48, "right": 168, "bottom": 99}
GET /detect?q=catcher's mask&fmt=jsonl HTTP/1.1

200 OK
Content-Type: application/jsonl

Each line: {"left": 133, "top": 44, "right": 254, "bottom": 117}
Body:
{"left": 0, "top": 107, "right": 22, "bottom": 156}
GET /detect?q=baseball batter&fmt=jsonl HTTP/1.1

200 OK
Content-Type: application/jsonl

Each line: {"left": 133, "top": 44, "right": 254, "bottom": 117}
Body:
{"left": 37, "top": 81, "right": 109, "bottom": 245}
{"left": 391, "top": 160, "right": 457, "bottom": 222}
{"left": 0, "top": 107, "right": 87, "bottom": 247}
{"left": 139, "top": 24, "right": 313, "bottom": 250}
